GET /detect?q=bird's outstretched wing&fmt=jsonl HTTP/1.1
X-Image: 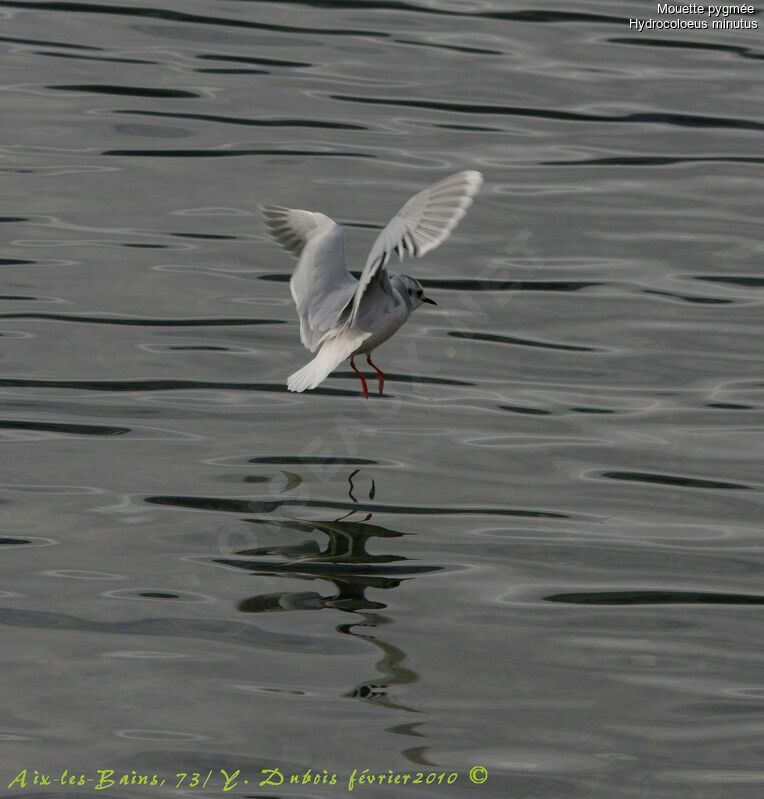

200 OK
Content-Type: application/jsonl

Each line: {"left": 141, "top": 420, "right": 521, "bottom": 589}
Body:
{"left": 348, "top": 170, "right": 483, "bottom": 324}
{"left": 260, "top": 206, "right": 357, "bottom": 352}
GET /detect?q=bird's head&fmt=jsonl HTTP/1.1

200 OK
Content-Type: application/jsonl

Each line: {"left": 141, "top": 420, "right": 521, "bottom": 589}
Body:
{"left": 396, "top": 275, "right": 437, "bottom": 310}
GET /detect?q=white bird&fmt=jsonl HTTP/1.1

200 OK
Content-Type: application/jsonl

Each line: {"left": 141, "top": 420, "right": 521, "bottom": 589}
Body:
{"left": 260, "top": 170, "right": 483, "bottom": 397}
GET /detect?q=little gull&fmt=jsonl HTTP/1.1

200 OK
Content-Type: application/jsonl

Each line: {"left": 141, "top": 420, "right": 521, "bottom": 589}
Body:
{"left": 260, "top": 170, "right": 483, "bottom": 397}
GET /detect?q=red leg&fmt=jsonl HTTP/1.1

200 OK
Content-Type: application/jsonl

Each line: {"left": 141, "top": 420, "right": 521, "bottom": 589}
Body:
{"left": 350, "top": 357, "right": 368, "bottom": 398}
{"left": 366, "top": 354, "right": 385, "bottom": 395}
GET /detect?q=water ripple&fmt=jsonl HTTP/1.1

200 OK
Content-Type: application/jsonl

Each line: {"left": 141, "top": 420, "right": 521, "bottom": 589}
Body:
{"left": 247, "top": 456, "right": 379, "bottom": 466}
{"left": 0, "top": 420, "right": 129, "bottom": 436}
{"left": 447, "top": 331, "right": 601, "bottom": 353}
{"left": 0, "top": 607, "right": 355, "bottom": 653}
{"left": 146, "top": 494, "right": 573, "bottom": 519}
{"left": 392, "top": 38, "right": 504, "bottom": 56}
{"left": 329, "top": 94, "right": 764, "bottom": 132}
{"left": 547, "top": 156, "right": 764, "bottom": 167}
{"left": 0, "top": 34, "right": 99, "bottom": 49}
{"left": 48, "top": 84, "right": 200, "bottom": 98}
{"left": 113, "top": 109, "right": 367, "bottom": 131}
{"left": 545, "top": 590, "right": 764, "bottom": 605}
{"left": 608, "top": 36, "right": 764, "bottom": 63}
{"left": 0, "top": 313, "right": 284, "bottom": 326}
{"left": 219, "top": 1, "right": 626, "bottom": 27}
{"left": 0, "top": 377, "right": 461, "bottom": 395}
{"left": 36, "top": 51, "right": 157, "bottom": 64}
{"left": 197, "top": 53, "right": 310, "bottom": 68}
{"left": 695, "top": 276, "right": 764, "bottom": 288}
{"left": 0, "top": 1, "right": 393, "bottom": 37}
{"left": 103, "top": 148, "right": 374, "bottom": 158}
{"left": 597, "top": 471, "right": 752, "bottom": 491}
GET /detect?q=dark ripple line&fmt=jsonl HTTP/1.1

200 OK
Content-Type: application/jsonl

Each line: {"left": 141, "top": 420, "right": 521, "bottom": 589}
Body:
{"left": 169, "top": 345, "right": 228, "bottom": 351}
{"left": 197, "top": 53, "right": 310, "bottom": 68}
{"left": 0, "top": 313, "right": 284, "bottom": 326}
{"left": 434, "top": 123, "right": 502, "bottom": 133}
{"left": 545, "top": 590, "right": 764, "bottom": 605}
{"left": 0, "top": 420, "right": 129, "bottom": 436}
{"left": 545, "top": 156, "right": 764, "bottom": 167}
{"left": 0, "top": 378, "right": 288, "bottom": 395}
{"left": 103, "top": 149, "right": 374, "bottom": 158}
{"left": 501, "top": 404, "right": 552, "bottom": 416}
{"left": 224, "top": 0, "right": 626, "bottom": 26}
{"left": 215, "top": 557, "right": 441, "bottom": 577}
{"left": 0, "top": 378, "right": 370, "bottom": 396}
{"left": 0, "top": 1, "right": 392, "bottom": 37}
{"left": 49, "top": 84, "right": 199, "bottom": 98}
{"left": 114, "top": 109, "right": 367, "bottom": 131}
{"left": 696, "top": 276, "right": 764, "bottom": 288}
{"left": 0, "top": 34, "right": 100, "bottom": 49}
{"left": 0, "top": 376, "right": 465, "bottom": 393}
{"left": 36, "top": 51, "right": 157, "bottom": 64}
{"left": 502, "top": 404, "right": 617, "bottom": 416}
{"left": 392, "top": 37, "right": 503, "bottom": 56}
{"left": 248, "top": 455, "right": 377, "bottom": 465}
{"left": 0, "top": 260, "right": 35, "bottom": 265}
{"left": 642, "top": 288, "right": 734, "bottom": 305}
{"left": 146, "top": 495, "right": 569, "bottom": 519}
{"left": 330, "top": 94, "right": 764, "bottom": 132}
{"left": 448, "top": 331, "right": 596, "bottom": 352}
{"left": 484, "top": 10, "right": 626, "bottom": 24}
{"left": 0, "top": 218, "right": 28, "bottom": 223}
{"left": 172, "top": 233, "right": 238, "bottom": 240}
{"left": 258, "top": 274, "right": 598, "bottom": 292}
{"left": 195, "top": 68, "right": 268, "bottom": 74}
{"left": 608, "top": 36, "right": 764, "bottom": 62}
{"left": 0, "top": 607, "right": 349, "bottom": 653}
{"left": 600, "top": 471, "right": 751, "bottom": 490}
{"left": 0, "top": 538, "right": 32, "bottom": 546}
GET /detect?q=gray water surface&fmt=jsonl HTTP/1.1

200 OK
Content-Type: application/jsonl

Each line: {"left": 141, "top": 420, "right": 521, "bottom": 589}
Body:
{"left": 1, "top": 1, "right": 763, "bottom": 797}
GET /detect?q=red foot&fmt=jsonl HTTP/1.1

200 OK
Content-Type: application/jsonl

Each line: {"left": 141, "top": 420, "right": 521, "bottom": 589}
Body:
{"left": 350, "top": 357, "right": 369, "bottom": 398}
{"left": 366, "top": 354, "right": 385, "bottom": 395}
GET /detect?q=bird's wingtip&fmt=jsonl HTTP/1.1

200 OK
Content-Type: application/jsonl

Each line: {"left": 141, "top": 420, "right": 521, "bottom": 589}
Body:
{"left": 464, "top": 170, "right": 484, "bottom": 190}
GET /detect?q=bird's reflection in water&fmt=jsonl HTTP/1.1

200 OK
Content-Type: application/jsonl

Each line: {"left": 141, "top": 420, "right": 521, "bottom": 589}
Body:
{"left": 214, "top": 470, "right": 440, "bottom": 711}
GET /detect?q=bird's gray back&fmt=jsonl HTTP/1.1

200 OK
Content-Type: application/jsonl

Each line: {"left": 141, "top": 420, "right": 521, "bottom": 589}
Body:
{"left": 353, "top": 272, "right": 407, "bottom": 334}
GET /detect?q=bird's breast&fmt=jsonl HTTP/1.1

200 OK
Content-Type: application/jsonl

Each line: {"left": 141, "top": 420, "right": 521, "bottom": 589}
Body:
{"left": 352, "top": 300, "right": 410, "bottom": 355}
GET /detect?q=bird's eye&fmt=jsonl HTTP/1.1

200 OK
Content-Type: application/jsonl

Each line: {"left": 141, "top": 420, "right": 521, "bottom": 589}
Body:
{"left": 408, "top": 289, "right": 413, "bottom": 295}
{"left": 417, "top": 290, "right": 423, "bottom": 298}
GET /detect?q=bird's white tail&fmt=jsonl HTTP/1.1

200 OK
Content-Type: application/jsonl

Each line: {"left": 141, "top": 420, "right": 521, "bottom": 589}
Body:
{"left": 287, "top": 330, "right": 370, "bottom": 392}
